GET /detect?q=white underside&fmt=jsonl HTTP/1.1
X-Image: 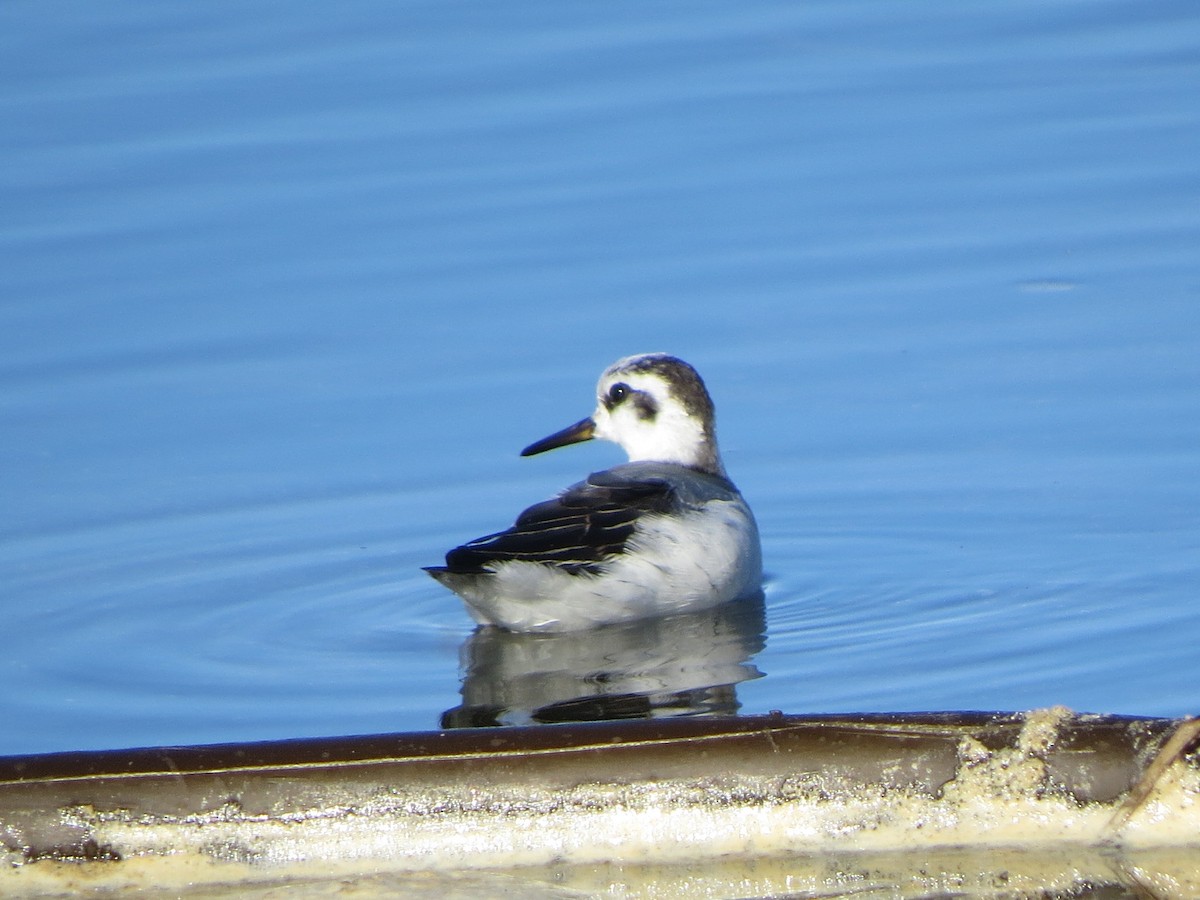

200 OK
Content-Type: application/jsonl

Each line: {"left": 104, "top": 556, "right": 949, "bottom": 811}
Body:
{"left": 448, "top": 499, "right": 762, "bottom": 633}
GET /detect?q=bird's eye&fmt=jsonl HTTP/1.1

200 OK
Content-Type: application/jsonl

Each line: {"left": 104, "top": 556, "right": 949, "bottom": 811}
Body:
{"left": 607, "top": 383, "right": 629, "bottom": 405}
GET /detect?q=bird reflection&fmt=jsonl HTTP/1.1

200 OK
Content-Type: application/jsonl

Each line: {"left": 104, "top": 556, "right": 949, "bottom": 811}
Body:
{"left": 441, "top": 593, "right": 766, "bottom": 728}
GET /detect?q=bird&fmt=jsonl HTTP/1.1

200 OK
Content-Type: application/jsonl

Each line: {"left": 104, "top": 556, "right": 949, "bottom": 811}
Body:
{"left": 424, "top": 353, "right": 762, "bottom": 632}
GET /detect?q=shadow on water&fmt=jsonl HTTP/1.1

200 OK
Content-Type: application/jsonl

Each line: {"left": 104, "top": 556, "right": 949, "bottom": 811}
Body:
{"left": 441, "top": 593, "right": 767, "bottom": 728}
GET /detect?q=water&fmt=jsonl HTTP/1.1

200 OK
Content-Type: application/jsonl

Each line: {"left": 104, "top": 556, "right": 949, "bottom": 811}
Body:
{"left": 2, "top": 1, "right": 1198, "bottom": 757}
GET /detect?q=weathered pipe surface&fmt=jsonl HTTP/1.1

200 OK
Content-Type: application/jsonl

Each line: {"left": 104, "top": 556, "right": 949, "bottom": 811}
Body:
{"left": 1, "top": 709, "right": 1198, "bottom": 897}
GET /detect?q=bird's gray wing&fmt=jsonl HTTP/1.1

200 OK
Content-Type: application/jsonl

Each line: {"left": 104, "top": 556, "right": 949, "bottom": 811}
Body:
{"left": 433, "top": 472, "right": 678, "bottom": 576}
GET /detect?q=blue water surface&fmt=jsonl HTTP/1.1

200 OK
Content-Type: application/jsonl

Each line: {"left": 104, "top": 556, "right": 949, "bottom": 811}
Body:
{"left": 1, "top": 1, "right": 1198, "bottom": 755}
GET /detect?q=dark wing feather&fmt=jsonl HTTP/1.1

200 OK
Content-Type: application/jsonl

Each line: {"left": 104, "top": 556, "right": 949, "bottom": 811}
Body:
{"left": 438, "top": 473, "right": 677, "bottom": 575}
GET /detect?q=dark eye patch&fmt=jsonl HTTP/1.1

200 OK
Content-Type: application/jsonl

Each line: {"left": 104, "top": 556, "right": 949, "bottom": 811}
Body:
{"left": 631, "top": 392, "right": 658, "bottom": 421}
{"left": 604, "top": 381, "right": 658, "bottom": 421}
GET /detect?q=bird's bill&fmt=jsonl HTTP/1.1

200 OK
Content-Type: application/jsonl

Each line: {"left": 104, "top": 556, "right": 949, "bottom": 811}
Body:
{"left": 520, "top": 416, "right": 596, "bottom": 457}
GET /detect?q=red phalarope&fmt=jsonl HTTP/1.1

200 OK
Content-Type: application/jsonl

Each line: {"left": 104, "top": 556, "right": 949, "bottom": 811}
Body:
{"left": 425, "top": 353, "right": 762, "bottom": 632}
